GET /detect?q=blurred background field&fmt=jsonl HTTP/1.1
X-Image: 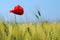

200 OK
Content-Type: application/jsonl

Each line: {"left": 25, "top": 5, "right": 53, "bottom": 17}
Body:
{"left": 0, "top": 21, "right": 60, "bottom": 40}
{"left": 0, "top": 0, "right": 60, "bottom": 40}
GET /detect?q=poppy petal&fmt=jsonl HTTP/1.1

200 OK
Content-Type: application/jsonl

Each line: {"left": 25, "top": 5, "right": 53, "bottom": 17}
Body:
{"left": 10, "top": 5, "right": 24, "bottom": 15}
{"left": 10, "top": 10, "right": 14, "bottom": 13}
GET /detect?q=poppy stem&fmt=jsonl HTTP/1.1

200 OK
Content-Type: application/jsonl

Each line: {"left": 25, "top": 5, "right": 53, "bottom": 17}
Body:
{"left": 15, "top": 15, "right": 16, "bottom": 24}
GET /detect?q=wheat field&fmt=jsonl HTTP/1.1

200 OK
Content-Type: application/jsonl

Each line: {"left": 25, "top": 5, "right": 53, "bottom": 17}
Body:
{"left": 0, "top": 21, "right": 60, "bottom": 40}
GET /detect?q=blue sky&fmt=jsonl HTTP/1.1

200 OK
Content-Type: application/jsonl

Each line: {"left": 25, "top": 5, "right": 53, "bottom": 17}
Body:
{"left": 0, "top": 0, "right": 60, "bottom": 23}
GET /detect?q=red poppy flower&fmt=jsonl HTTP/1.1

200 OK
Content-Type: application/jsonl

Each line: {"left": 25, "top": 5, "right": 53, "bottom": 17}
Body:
{"left": 10, "top": 5, "right": 24, "bottom": 15}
